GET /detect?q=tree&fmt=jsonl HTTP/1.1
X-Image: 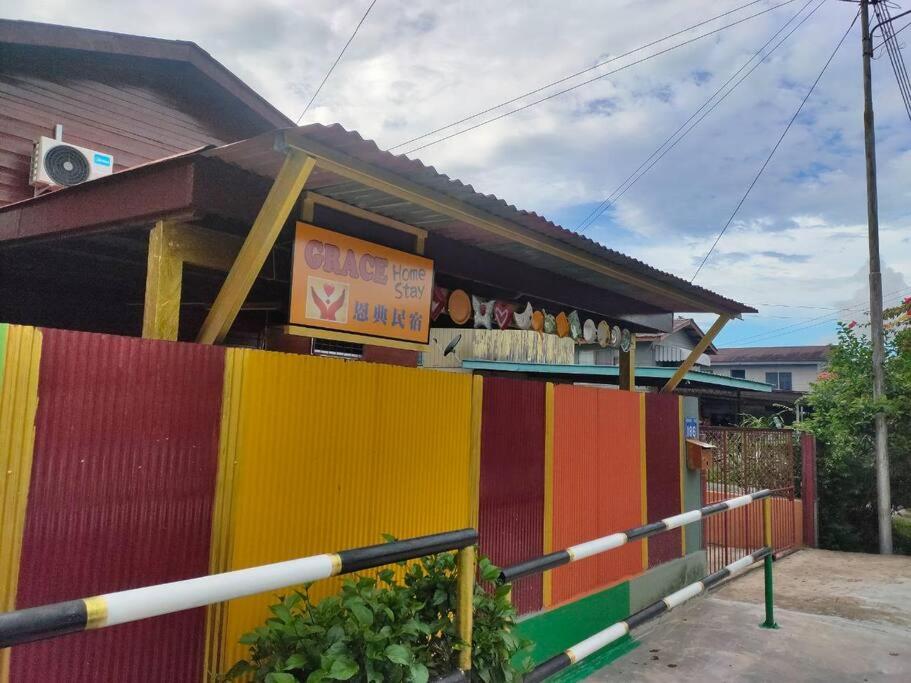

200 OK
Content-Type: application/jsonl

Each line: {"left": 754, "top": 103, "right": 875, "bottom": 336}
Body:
{"left": 800, "top": 298, "right": 911, "bottom": 553}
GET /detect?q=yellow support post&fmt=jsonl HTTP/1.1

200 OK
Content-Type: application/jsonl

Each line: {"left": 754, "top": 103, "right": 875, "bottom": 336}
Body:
{"left": 660, "top": 315, "right": 731, "bottom": 393}
{"left": 143, "top": 221, "right": 183, "bottom": 341}
{"left": 619, "top": 336, "right": 636, "bottom": 391}
{"left": 197, "top": 151, "right": 316, "bottom": 344}
{"left": 143, "top": 222, "right": 243, "bottom": 341}
{"left": 457, "top": 545, "right": 476, "bottom": 672}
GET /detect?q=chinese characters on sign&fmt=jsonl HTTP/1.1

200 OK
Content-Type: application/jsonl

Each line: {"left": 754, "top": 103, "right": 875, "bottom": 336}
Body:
{"left": 290, "top": 223, "right": 434, "bottom": 343}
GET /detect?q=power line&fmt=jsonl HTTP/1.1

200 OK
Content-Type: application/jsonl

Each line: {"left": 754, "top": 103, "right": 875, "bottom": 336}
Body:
{"left": 874, "top": 18, "right": 911, "bottom": 49}
{"left": 400, "top": 0, "right": 801, "bottom": 156}
{"left": 690, "top": 8, "right": 859, "bottom": 283}
{"left": 388, "top": 0, "right": 775, "bottom": 152}
{"left": 575, "top": 0, "right": 824, "bottom": 233}
{"left": 873, "top": 1, "right": 911, "bottom": 122}
{"left": 724, "top": 285, "right": 911, "bottom": 344}
{"left": 757, "top": 302, "right": 840, "bottom": 309}
{"left": 296, "top": 0, "right": 379, "bottom": 125}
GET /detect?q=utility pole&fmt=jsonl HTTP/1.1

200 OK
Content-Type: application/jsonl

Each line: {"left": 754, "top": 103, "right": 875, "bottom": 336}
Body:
{"left": 860, "top": 0, "right": 892, "bottom": 554}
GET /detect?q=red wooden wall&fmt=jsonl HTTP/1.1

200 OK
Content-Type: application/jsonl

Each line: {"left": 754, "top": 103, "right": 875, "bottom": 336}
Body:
{"left": 478, "top": 377, "right": 545, "bottom": 614}
{"left": 0, "top": 40, "right": 277, "bottom": 206}
{"left": 11, "top": 330, "right": 225, "bottom": 682}
{"left": 644, "top": 393, "right": 682, "bottom": 568}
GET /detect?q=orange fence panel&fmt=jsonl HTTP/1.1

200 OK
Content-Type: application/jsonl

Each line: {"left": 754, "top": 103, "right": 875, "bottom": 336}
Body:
{"left": 551, "top": 386, "right": 644, "bottom": 606}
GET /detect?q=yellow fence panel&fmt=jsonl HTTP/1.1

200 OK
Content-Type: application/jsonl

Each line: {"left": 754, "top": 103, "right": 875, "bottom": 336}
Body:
{"left": 0, "top": 325, "right": 42, "bottom": 681}
{"left": 212, "top": 350, "right": 474, "bottom": 674}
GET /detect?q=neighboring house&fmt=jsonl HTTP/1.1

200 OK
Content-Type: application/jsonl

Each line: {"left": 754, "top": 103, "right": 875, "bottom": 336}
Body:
{"left": 634, "top": 317, "right": 717, "bottom": 369}
{"left": 576, "top": 317, "right": 716, "bottom": 368}
{"left": 0, "top": 19, "right": 291, "bottom": 206}
{"left": 712, "top": 346, "right": 830, "bottom": 393}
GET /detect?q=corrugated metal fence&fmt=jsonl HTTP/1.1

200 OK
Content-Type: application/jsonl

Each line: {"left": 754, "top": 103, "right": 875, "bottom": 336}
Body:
{"left": 10, "top": 329, "right": 225, "bottom": 683}
{"left": 0, "top": 324, "right": 693, "bottom": 681}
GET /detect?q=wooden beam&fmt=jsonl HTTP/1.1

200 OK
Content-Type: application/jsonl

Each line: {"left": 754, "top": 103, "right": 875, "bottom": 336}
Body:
{"left": 660, "top": 314, "right": 731, "bottom": 393}
{"left": 142, "top": 221, "right": 183, "bottom": 341}
{"left": 142, "top": 222, "right": 243, "bottom": 341}
{"left": 166, "top": 223, "right": 242, "bottom": 271}
{"left": 303, "top": 192, "right": 428, "bottom": 241}
{"left": 619, "top": 336, "right": 636, "bottom": 391}
{"left": 285, "top": 139, "right": 736, "bottom": 315}
{"left": 197, "top": 151, "right": 316, "bottom": 344}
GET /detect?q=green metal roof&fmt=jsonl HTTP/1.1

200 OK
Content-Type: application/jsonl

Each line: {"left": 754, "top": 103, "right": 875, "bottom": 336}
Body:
{"left": 460, "top": 360, "right": 773, "bottom": 392}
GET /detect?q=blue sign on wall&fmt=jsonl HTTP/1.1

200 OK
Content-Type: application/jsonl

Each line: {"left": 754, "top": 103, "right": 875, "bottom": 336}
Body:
{"left": 684, "top": 417, "right": 698, "bottom": 439}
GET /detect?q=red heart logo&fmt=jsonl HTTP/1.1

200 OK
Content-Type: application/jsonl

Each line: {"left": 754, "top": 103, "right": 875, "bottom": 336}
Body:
{"left": 494, "top": 301, "right": 512, "bottom": 330}
{"left": 323, "top": 284, "right": 335, "bottom": 296}
{"left": 431, "top": 286, "right": 448, "bottom": 321}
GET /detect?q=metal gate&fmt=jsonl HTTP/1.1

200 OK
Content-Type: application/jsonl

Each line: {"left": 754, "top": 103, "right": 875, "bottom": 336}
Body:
{"left": 700, "top": 427, "right": 799, "bottom": 572}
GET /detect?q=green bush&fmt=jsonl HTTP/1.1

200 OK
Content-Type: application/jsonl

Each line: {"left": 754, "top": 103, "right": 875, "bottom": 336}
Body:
{"left": 895, "top": 515, "right": 911, "bottom": 555}
{"left": 224, "top": 548, "right": 532, "bottom": 682}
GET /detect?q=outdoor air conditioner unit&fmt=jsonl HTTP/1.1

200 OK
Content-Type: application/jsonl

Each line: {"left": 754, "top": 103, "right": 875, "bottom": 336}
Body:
{"left": 30, "top": 136, "right": 113, "bottom": 188}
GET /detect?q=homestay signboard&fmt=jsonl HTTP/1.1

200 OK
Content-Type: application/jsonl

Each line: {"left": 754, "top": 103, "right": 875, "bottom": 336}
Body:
{"left": 290, "top": 222, "right": 434, "bottom": 344}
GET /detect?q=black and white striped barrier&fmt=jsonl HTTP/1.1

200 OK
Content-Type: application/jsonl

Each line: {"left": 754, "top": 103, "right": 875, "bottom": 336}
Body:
{"left": 500, "top": 489, "right": 771, "bottom": 583}
{"left": 0, "top": 528, "right": 478, "bottom": 649}
{"left": 525, "top": 547, "right": 772, "bottom": 682}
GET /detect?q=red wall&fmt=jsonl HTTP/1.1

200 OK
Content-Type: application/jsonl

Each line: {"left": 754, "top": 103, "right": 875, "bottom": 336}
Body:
{"left": 478, "top": 377, "right": 545, "bottom": 614}
{"left": 11, "top": 329, "right": 225, "bottom": 682}
{"left": 645, "top": 393, "right": 682, "bottom": 567}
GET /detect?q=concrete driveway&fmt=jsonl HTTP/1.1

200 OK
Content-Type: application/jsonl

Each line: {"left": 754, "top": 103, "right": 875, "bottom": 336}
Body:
{"left": 587, "top": 549, "right": 911, "bottom": 682}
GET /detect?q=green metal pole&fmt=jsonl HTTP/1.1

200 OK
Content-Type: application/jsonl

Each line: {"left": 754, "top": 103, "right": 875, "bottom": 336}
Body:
{"left": 760, "top": 498, "right": 779, "bottom": 629}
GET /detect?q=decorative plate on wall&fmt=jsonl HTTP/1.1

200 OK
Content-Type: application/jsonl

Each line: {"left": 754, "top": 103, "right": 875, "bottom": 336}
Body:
{"left": 543, "top": 313, "right": 557, "bottom": 335}
{"left": 568, "top": 311, "right": 582, "bottom": 340}
{"left": 610, "top": 325, "right": 622, "bottom": 348}
{"left": 597, "top": 321, "right": 610, "bottom": 347}
{"left": 447, "top": 289, "right": 471, "bottom": 325}
{"left": 514, "top": 302, "right": 534, "bottom": 330}
{"left": 555, "top": 312, "right": 570, "bottom": 338}
{"left": 472, "top": 295, "right": 495, "bottom": 329}
{"left": 583, "top": 319, "right": 597, "bottom": 343}
{"left": 493, "top": 301, "right": 513, "bottom": 330}
{"left": 620, "top": 328, "right": 631, "bottom": 352}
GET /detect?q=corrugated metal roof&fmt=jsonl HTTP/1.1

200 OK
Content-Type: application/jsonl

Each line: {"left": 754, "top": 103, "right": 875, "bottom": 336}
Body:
{"left": 713, "top": 345, "right": 831, "bottom": 364}
{"left": 203, "top": 124, "right": 755, "bottom": 316}
{"left": 0, "top": 121, "right": 754, "bottom": 317}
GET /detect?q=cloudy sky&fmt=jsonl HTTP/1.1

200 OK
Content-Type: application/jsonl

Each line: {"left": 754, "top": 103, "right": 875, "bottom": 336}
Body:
{"left": 9, "top": 0, "right": 910, "bottom": 345}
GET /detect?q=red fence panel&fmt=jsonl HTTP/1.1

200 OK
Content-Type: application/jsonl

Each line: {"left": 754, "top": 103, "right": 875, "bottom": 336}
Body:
{"left": 478, "top": 377, "right": 545, "bottom": 614}
{"left": 644, "top": 393, "right": 682, "bottom": 568}
{"left": 11, "top": 330, "right": 225, "bottom": 683}
{"left": 551, "top": 386, "right": 643, "bottom": 605}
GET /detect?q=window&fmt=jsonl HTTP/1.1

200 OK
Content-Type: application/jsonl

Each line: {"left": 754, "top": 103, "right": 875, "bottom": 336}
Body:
{"left": 730, "top": 369, "right": 746, "bottom": 379}
{"left": 765, "top": 371, "right": 792, "bottom": 390}
{"left": 313, "top": 338, "right": 363, "bottom": 359}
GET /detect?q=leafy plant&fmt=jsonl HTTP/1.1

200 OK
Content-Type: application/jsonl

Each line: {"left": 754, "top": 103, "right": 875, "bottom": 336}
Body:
{"left": 224, "top": 547, "right": 532, "bottom": 682}
{"left": 800, "top": 308, "right": 911, "bottom": 554}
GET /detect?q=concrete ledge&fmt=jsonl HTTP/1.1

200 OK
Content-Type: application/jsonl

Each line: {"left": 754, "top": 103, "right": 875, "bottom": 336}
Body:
{"left": 629, "top": 550, "right": 707, "bottom": 613}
